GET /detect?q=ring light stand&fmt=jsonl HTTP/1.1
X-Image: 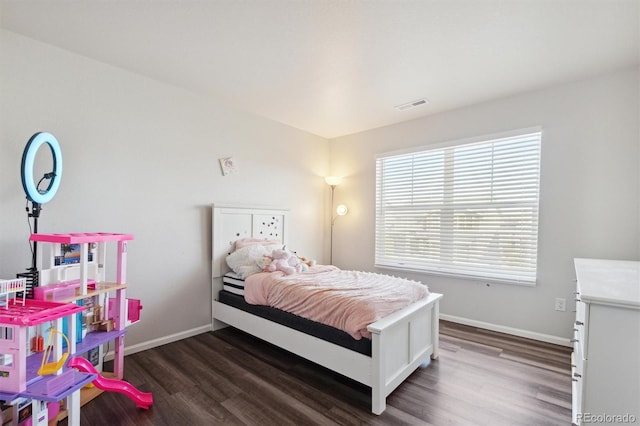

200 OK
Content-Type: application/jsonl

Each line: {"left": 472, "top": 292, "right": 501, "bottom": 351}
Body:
{"left": 18, "top": 132, "right": 63, "bottom": 297}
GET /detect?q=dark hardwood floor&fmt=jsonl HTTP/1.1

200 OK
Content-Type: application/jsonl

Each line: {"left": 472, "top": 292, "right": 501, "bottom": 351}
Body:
{"left": 62, "top": 321, "right": 572, "bottom": 425}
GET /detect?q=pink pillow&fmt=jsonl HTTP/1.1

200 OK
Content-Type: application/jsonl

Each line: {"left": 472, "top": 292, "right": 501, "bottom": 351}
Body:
{"left": 234, "top": 238, "right": 282, "bottom": 251}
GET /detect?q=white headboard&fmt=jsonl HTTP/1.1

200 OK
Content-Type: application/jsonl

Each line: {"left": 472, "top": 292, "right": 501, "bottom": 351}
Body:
{"left": 211, "top": 204, "right": 289, "bottom": 279}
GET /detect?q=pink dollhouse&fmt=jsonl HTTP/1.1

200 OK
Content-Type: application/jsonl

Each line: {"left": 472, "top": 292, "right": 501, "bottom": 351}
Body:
{"left": 0, "top": 232, "right": 149, "bottom": 426}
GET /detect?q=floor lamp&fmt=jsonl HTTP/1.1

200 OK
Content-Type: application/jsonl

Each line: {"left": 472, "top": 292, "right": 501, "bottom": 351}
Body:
{"left": 325, "top": 176, "right": 348, "bottom": 265}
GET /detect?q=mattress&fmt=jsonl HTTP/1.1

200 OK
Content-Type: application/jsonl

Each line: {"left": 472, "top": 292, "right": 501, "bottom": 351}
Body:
{"left": 222, "top": 272, "right": 245, "bottom": 296}
{"left": 244, "top": 266, "right": 428, "bottom": 340}
{"left": 217, "top": 290, "right": 372, "bottom": 356}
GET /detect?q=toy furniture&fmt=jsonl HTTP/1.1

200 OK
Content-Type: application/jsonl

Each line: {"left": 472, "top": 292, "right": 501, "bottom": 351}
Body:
{"left": 0, "top": 232, "right": 148, "bottom": 426}
{"left": 0, "top": 279, "right": 26, "bottom": 309}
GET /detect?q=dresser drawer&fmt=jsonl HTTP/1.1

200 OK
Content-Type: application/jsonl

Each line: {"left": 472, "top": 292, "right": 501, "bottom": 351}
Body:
{"left": 571, "top": 352, "right": 582, "bottom": 425}
{"left": 574, "top": 295, "right": 588, "bottom": 357}
{"left": 573, "top": 337, "right": 584, "bottom": 379}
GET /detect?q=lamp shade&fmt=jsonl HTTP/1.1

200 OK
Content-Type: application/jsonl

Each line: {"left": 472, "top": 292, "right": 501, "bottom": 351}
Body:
{"left": 336, "top": 204, "right": 348, "bottom": 216}
{"left": 325, "top": 176, "right": 342, "bottom": 186}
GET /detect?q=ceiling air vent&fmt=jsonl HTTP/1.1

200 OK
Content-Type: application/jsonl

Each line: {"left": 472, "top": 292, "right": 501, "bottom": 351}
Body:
{"left": 394, "top": 97, "right": 429, "bottom": 111}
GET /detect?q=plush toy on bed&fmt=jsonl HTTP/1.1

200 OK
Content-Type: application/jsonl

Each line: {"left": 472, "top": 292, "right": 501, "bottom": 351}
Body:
{"left": 297, "top": 255, "right": 316, "bottom": 268}
{"left": 267, "top": 248, "right": 307, "bottom": 275}
{"left": 257, "top": 255, "right": 273, "bottom": 272}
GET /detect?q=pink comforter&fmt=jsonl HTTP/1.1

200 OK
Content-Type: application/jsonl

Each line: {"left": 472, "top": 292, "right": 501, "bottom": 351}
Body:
{"left": 244, "top": 265, "right": 428, "bottom": 340}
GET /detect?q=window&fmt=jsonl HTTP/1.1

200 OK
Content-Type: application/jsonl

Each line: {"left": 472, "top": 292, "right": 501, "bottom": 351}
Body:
{"left": 375, "top": 130, "right": 541, "bottom": 285}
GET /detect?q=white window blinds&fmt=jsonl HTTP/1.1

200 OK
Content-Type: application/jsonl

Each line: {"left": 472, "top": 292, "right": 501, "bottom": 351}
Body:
{"left": 375, "top": 131, "right": 541, "bottom": 285}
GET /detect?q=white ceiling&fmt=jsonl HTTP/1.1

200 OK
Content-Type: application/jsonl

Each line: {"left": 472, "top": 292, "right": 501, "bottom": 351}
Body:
{"left": 2, "top": 0, "right": 638, "bottom": 139}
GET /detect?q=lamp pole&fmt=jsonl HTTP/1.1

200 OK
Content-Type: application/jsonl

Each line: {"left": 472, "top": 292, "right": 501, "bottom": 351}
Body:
{"left": 329, "top": 184, "right": 336, "bottom": 265}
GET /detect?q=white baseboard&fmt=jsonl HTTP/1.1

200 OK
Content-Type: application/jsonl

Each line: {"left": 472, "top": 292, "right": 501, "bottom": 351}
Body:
{"left": 440, "top": 314, "right": 572, "bottom": 347}
{"left": 103, "top": 324, "right": 212, "bottom": 361}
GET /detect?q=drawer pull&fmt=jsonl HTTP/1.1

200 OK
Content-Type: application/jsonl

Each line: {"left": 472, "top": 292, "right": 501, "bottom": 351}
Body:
{"left": 570, "top": 338, "right": 579, "bottom": 343}
{"left": 572, "top": 378, "right": 579, "bottom": 382}
{"left": 575, "top": 321, "right": 584, "bottom": 326}
{"left": 573, "top": 373, "right": 582, "bottom": 378}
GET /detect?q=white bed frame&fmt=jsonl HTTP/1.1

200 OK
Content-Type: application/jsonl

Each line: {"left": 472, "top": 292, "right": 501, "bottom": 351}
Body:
{"left": 211, "top": 204, "right": 442, "bottom": 414}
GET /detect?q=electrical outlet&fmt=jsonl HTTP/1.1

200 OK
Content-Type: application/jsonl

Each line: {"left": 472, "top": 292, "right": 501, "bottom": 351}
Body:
{"left": 555, "top": 297, "right": 566, "bottom": 312}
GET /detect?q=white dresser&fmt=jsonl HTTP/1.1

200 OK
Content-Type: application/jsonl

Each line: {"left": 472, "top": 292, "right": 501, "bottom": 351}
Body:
{"left": 573, "top": 258, "right": 640, "bottom": 425}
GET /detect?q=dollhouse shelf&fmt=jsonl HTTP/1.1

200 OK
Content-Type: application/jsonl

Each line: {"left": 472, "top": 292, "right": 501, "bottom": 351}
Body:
{"left": 0, "top": 300, "right": 83, "bottom": 326}
{"left": 29, "top": 233, "right": 134, "bottom": 244}
{"left": 0, "top": 371, "right": 96, "bottom": 403}
{"left": 54, "top": 282, "right": 127, "bottom": 304}
{"left": 18, "top": 371, "right": 95, "bottom": 403}
{"left": 23, "top": 329, "right": 127, "bottom": 384}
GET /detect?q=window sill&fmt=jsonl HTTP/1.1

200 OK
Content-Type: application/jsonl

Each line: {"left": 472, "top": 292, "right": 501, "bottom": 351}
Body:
{"left": 374, "top": 264, "right": 537, "bottom": 287}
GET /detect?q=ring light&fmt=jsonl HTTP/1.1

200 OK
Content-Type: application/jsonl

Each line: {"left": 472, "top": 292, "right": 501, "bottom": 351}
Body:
{"left": 21, "top": 132, "right": 63, "bottom": 204}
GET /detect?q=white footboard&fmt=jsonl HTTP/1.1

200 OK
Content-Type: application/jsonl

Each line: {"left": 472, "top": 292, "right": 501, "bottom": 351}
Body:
{"left": 367, "top": 292, "right": 442, "bottom": 414}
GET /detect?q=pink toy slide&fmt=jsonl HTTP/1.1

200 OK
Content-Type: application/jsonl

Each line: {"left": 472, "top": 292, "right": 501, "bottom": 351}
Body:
{"left": 68, "top": 357, "right": 153, "bottom": 409}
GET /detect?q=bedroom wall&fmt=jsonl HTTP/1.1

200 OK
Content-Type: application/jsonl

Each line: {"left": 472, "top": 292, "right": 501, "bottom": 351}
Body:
{"left": 0, "top": 30, "right": 330, "bottom": 352}
{"left": 329, "top": 66, "right": 640, "bottom": 343}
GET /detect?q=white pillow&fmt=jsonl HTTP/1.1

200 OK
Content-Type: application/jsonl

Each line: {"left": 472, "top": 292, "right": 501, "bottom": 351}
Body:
{"left": 225, "top": 244, "right": 274, "bottom": 278}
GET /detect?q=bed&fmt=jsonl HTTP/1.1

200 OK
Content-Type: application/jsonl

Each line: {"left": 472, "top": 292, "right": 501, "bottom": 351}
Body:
{"left": 211, "top": 204, "right": 442, "bottom": 414}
